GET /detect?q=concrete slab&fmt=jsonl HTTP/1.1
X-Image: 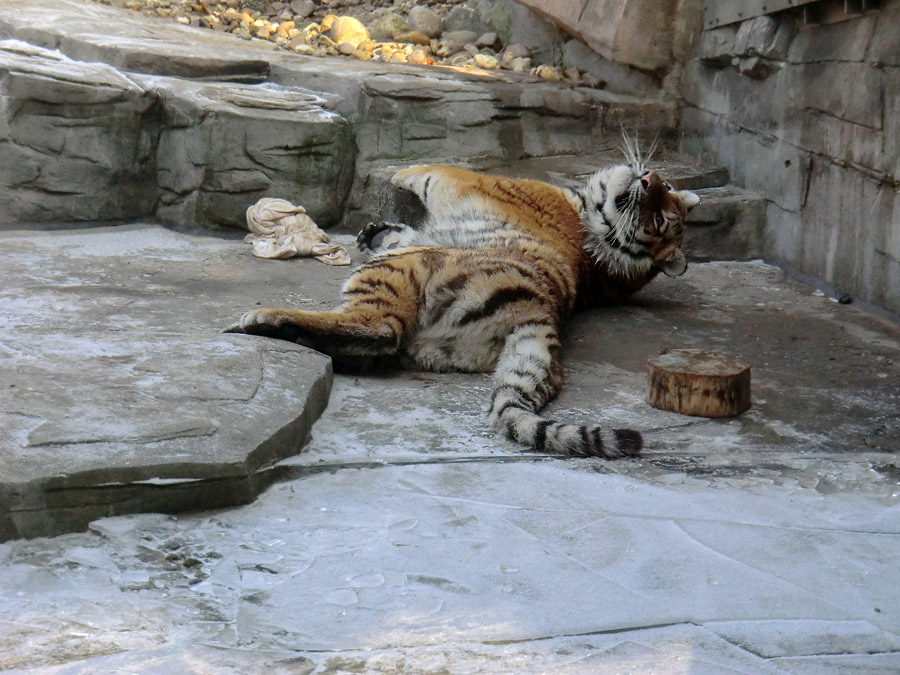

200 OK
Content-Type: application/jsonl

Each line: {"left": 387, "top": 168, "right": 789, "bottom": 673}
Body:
{"left": 1, "top": 237, "right": 898, "bottom": 670}
{"left": 0, "top": 224, "right": 350, "bottom": 540}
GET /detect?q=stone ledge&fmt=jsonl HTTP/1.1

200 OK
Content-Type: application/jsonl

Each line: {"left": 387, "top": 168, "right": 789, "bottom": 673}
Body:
{"left": 0, "top": 224, "right": 349, "bottom": 540}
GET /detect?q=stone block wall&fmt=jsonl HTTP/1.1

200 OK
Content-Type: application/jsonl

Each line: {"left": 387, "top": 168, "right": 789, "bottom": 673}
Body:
{"left": 680, "top": 1, "right": 900, "bottom": 315}
{"left": 0, "top": 40, "right": 159, "bottom": 223}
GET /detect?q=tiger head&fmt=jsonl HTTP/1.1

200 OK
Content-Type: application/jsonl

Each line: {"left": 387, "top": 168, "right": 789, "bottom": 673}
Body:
{"left": 574, "top": 164, "right": 700, "bottom": 278}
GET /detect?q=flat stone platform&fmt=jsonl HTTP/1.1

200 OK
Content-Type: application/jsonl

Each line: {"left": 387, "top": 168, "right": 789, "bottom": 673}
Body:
{"left": 0, "top": 225, "right": 345, "bottom": 539}
{"left": 1, "top": 222, "right": 899, "bottom": 671}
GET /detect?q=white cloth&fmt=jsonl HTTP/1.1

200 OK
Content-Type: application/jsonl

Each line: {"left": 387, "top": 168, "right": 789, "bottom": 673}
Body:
{"left": 244, "top": 198, "right": 351, "bottom": 266}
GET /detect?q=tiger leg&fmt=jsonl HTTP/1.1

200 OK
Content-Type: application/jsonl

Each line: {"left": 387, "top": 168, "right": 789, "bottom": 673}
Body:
{"left": 229, "top": 255, "right": 425, "bottom": 367}
{"left": 391, "top": 165, "right": 485, "bottom": 221}
{"left": 489, "top": 323, "right": 642, "bottom": 459}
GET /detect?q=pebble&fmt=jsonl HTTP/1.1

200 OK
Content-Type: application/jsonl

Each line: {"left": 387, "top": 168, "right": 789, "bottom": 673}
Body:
{"left": 476, "top": 32, "right": 498, "bottom": 49}
{"left": 473, "top": 53, "right": 499, "bottom": 70}
{"left": 407, "top": 49, "right": 429, "bottom": 65}
{"left": 92, "top": 0, "right": 576, "bottom": 82}
{"left": 503, "top": 43, "right": 531, "bottom": 59}
{"left": 531, "top": 64, "right": 562, "bottom": 81}
{"left": 509, "top": 56, "right": 531, "bottom": 73}
{"left": 329, "top": 15, "right": 369, "bottom": 48}
{"left": 395, "top": 30, "right": 431, "bottom": 46}
{"left": 290, "top": 0, "right": 315, "bottom": 19}
{"left": 407, "top": 6, "right": 442, "bottom": 38}
{"left": 369, "top": 12, "right": 409, "bottom": 41}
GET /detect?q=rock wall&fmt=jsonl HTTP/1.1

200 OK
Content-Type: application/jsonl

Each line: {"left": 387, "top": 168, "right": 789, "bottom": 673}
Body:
{"left": 513, "top": 0, "right": 675, "bottom": 73}
{"left": 680, "top": 1, "right": 900, "bottom": 315}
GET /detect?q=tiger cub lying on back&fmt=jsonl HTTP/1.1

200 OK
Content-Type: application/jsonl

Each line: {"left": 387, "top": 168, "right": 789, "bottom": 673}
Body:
{"left": 229, "top": 162, "right": 700, "bottom": 458}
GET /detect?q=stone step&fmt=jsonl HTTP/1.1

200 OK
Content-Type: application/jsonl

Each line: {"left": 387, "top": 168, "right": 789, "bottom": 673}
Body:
{"left": 685, "top": 185, "right": 767, "bottom": 261}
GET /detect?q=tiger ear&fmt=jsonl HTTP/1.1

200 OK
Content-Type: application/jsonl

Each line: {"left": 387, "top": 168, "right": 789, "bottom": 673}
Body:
{"left": 676, "top": 190, "right": 701, "bottom": 210}
{"left": 658, "top": 248, "right": 687, "bottom": 277}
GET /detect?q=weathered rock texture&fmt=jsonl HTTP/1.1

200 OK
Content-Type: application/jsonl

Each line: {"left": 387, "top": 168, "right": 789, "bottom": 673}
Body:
{"left": 148, "top": 77, "right": 354, "bottom": 229}
{"left": 681, "top": 2, "right": 900, "bottom": 315}
{"left": 514, "top": 0, "right": 676, "bottom": 72}
{"left": 0, "top": 224, "right": 344, "bottom": 540}
{"left": 0, "top": 0, "right": 683, "bottom": 233}
{"left": 0, "top": 40, "right": 158, "bottom": 223}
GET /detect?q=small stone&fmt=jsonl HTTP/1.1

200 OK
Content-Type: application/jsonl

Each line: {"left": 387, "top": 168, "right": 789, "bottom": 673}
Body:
{"left": 407, "top": 49, "right": 428, "bottom": 65}
{"left": 290, "top": 0, "right": 315, "bottom": 18}
{"left": 503, "top": 43, "right": 530, "bottom": 60}
{"left": 176, "top": 16, "right": 190, "bottom": 24}
{"left": 329, "top": 15, "right": 369, "bottom": 48}
{"left": 443, "top": 30, "right": 478, "bottom": 47}
{"left": 509, "top": 56, "right": 531, "bottom": 73}
{"left": 369, "top": 13, "right": 409, "bottom": 41}
{"left": 389, "top": 52, "right": 408, "bottom": 64}
{"left": 582, "top": 73, "right": 605, "bottom": 89}
{"left": 531, "top": 64, "right": 563, "bottom": 81}
{"left": 476, "top": 32, "right": 498, "bottom": 49}
{"left": 338, "top": 41, "right": 356, "bottom": 55}
{"left": 564, "top": 66, "right": 582, "bottom": 82}
{"left": 395, "top": 31, "right": 431, "bottom": 46}
{"left": 474, "top": 53, "right": 499, "bottom": 70}
{"left": 407, "top": 6, "right": 442, "bottom": 38}
{"left": 350, "top": 49, "right": 372, "bottom": 61}
{"left": 293, "top": 43, "right": 315, "bottom": 55}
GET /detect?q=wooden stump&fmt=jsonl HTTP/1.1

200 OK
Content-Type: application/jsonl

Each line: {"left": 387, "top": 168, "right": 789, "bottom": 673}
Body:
{"left": 647, "top": 349, "right": 751, "bottom": 418}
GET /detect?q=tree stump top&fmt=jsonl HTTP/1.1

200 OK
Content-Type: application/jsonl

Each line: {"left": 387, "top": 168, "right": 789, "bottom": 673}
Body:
{"left": 647, "top": 349, "right": 751, "bottom": 418}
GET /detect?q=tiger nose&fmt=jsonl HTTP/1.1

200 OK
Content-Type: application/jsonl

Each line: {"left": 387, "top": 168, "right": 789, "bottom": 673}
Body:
{"left": 640, "top": 171, "right": 663, "bottom": 191}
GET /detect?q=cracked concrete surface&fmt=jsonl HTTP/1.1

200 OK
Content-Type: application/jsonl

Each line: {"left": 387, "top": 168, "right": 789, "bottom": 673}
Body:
{"left": 1, "top": 222, "right": 899, "bottom": 671}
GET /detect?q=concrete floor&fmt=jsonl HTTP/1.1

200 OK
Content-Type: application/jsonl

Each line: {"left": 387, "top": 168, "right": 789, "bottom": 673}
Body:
{"left": 1, "top": 224, "right": 899, "bottom": 672}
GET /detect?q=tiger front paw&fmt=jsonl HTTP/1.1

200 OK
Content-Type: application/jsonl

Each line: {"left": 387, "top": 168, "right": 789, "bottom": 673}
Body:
{"left": 357, "top": 221, "right": 411, "bottom": 253}
{"left": 224, "top": 309, "right": 293, "bottom": 340}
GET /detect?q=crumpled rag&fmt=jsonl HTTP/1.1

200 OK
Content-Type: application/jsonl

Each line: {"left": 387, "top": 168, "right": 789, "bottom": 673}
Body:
{"left": 244, "top": 198, "right": 351, "bottom": 266}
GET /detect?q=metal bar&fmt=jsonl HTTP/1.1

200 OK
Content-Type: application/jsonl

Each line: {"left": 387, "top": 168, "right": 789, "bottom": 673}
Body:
{"left": 705, "top": 0, "right": 821, "bottom": 29}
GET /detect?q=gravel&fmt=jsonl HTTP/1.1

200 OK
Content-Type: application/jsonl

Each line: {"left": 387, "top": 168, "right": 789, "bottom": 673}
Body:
{"left": 85, "top": 0, "right": 603, "bottom": 86}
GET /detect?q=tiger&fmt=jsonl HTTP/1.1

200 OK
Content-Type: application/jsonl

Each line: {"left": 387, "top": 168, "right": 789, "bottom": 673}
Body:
{"left": 228, "top": 155, "right": 700, "bottom": 458}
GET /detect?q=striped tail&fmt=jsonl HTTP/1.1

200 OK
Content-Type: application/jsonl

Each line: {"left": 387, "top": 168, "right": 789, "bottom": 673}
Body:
{"left": 489, "top": 324, "right": 643, "bottom": 458}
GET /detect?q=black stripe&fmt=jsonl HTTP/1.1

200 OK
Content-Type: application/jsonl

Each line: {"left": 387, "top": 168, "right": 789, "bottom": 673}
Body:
{"left": 604, "top": 230, "right": 622, "bottom": 249}
{"left": 427, "top": 272, "right": 473, "bottom": 322}
{"left": 614, "top": 193, "right": 631, "bottom": 212}
{"left": 355, "top": 297, "right": 394, "bottom": 308}
{"left": 492, "top": 399, "right": 519, "bottom": 420}
{"left": 592, "top": 427, "right": 605, "bottom": 456}
{"left": 457, "top": 286, "right": 539, "bottom": 327}
{"left": 533, "top": 420, "right": 552, "bottom": 452}
{"left": 491, "top": 382, "right": 531, "bottom": 406}
{"left": 511, "top": 367, "right": 539, "bottom": 382}
{"left": 579, "top": 426, "right": 591, "bottom": 455}
{"left": 575, "top": 189, "right": 587, "bottom": 211}
{"left": 352, "top": 277, "right": 400, "bottom": 297}
{"left": 384, "top": 311, "right": 409, "bottom": 332}
{"left": 614, "top": 429, "right": 643, "bottom": 455}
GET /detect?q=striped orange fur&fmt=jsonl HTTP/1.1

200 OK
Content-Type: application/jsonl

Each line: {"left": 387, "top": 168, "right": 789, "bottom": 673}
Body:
{"left": 231, "top": 161, "right": 699, "bottom": 458}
